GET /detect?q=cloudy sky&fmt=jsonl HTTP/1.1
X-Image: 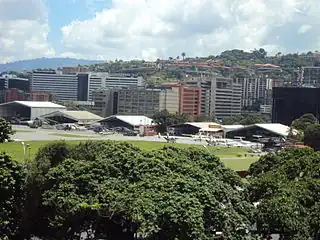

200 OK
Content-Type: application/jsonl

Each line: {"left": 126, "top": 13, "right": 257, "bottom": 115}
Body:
{"left": 0, "top": 0, "right": 320, "bottom": 63}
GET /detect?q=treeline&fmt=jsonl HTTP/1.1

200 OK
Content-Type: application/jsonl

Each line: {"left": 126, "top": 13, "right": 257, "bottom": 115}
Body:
{"left": 2, "top": 139, "right": 320, "bottom": 239}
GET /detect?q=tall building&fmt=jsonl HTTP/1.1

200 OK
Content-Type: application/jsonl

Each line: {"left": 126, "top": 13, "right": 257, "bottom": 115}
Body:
{"left": 31, "top": 70, "right": 78, "bottom": 101}
{"left": 0, "top": 88, "right": 54, "bottom": 103}
{"left": 184, "top": 74, "right": 241, "bottom": 119}
{"left": 91, "top": 88, "right": 120, "bottom": 117}
{"left": 241, "top": 77, "right": 273, "bottom": 108}
{"left": 161, "top": 83, "right": 202, "bottom": 117}
{"left": 78, "top": 73, "right": 144, "bottom": 101}
{"left": 77, "top": 73, "right": 89, "bottom": 101}
{"left": 184, "top": 75, "right": 212, "bottom": 117}
{"left": 0, "top": 74, "right": 29, "bottom": 91}
{"left": 211, "top": 77, "right": 242, "bottom": 119}
{"left": 116, "top": 87, "right": 179, "bottom": 117}
{"left": 105, "top": 75, "right": 144, "bottom": 88}
{"left": 272, "top": 87, "right": 320, "bottom": 125}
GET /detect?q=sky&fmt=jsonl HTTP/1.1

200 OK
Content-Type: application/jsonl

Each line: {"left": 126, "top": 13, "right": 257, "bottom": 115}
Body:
{"left": 1, "top": 0, "right": 320, "bottom": 63}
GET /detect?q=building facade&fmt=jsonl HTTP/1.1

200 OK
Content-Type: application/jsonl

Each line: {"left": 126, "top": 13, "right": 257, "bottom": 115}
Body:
{"left": 161, "top": 83, "right": 202, "bottom": 117}
{"left": 211, "top": 77, "right": 242, "bottom": 119}
{"left": 272, "top": 87, "right": 320, "bottom": 125}
{"left": 0, "top": 74, "right": 29, "bottom": 91}
{"left": 78, "top": 73, "right": 144, "bottom": 101}
{"left": 91, "top": 88, "right": 119, "bottom": 117}
{"left": 0, "top": 88, "right": 55, "bottom": 103}
{"left": 116, "top": 87, "right": 179, "bottom": 117}
{"left": 184, "top": 74, "right": 241, "bottom": 119}
{"left": 31, "top": 71, "right": 78, "bottom": 101}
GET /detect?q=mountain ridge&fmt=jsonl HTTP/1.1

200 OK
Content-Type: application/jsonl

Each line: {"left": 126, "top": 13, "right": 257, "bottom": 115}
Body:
{"left": 0, "top": 57, "right": 104, "bottom": 72}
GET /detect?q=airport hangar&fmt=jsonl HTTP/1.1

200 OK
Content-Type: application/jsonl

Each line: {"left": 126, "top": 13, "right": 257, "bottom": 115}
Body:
{"left": 0, "top": 101, "right": 66, "bottom": 120}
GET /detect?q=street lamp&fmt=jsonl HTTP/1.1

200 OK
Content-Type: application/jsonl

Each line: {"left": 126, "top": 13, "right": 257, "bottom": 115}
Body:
{"left": 21, "top": 142, "right": 30, "bottom": 162}
{"left": 21, "top": 142, "right": 26, "bottom": 160}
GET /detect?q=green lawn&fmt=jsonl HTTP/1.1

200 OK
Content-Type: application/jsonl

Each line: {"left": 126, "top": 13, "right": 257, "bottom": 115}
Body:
{"left": 14, "top": 129, "right": 35, "bottom": 133}
{"left": 48, "top": 133, "right": 102, "bottom": 138}
{"left": 0, "top": 140, "right": 259, "bottom": 171}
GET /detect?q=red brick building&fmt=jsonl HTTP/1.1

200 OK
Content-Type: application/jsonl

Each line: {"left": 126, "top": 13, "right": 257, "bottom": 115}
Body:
{"left": 0, "top": 88, "right": 55, "bottom": 103}
{"left": 4, "top": 88, "right": 25, "bottom": 102}
{"left": 161, "top": 83, "right": 202, "bottom": 118}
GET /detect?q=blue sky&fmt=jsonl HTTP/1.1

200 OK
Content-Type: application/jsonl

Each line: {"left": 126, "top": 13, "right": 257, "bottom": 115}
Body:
{"left": 1, "top": 0, "right": 320, "bottom": 63}
{"left": 46, "top": 0, "right": 111, "bottom": 53}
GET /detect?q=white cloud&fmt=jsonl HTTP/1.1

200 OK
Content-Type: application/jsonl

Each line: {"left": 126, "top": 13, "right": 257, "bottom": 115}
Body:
{"left": 298, "top": 24, "right": 312, "bottom": 34}
{"left": 60, "top": 0, "right": 320, "bottom": 60}
{"left": 0, "top": 0, "right": 54, "bottom": 63}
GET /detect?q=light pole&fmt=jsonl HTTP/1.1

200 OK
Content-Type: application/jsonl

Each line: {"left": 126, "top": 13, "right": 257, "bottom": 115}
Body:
{"left": 21, "top": 142, "right": 30, "bottom": 162}
{"left": 21, "top": 142, "right": 26, "bottom": 161}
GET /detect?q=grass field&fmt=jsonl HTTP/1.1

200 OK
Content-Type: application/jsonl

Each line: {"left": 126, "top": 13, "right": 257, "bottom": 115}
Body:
{"left": 15, "top": 129, "right": 35, "bottom": 133}
{"left": 0, "top": 140, "right": 259, "bottom": 171}
{"left": 48, "top": 133, "right": 102, "bottom": 138}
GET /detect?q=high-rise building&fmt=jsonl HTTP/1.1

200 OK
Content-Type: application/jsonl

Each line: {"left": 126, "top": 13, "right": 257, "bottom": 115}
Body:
{"left": 92, "top": 86, "right": 180, "bottom": 117}
{"left": 272, "top": 87, "right": 320, "bottom": 125}
{"left": 0, "top": 88, "right": 55, "bottom": 103}
{"left": 184, "top": 74, "right": 241, "bottom": 119}
{"left": 211, "top": 77, "right": 242, "bottom": 119}
{"left": 78, "top": 73, "right": 144, "bottom": 101}
{"left": 31, "top": 70, "right": 78, "bottom": 101}
{"left": 91, "top": 88, "right": 120, "bottom": 117}
{"left": 105, "top": 75, "right": 144, "bottom": 88}
{"left": 241, "top": 77, "right": 273, "bottom": 108}
{"left": 161, "top": 82, "right": 202, "bottom": 117}
{"left": 116, "top": 87, "right": 179, "bottom": 117}
{"left": 0, "top": 74, "right": 29, "bottom": 91}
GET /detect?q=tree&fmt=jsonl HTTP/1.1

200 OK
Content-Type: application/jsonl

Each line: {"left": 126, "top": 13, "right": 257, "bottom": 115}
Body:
{"left": 152, "top": 110, "right": 189, "bottom": 133}
{"left": 304, "top": 124, "right": 320, "bottom": 150}
{"left": 0, "top": 153, "right": 25, "bottom": 239}
{"left": 28, "top": 141, "right": 254, "bottom": 239}
{"left": 291, "top": 113, "right": 317, "bottom": 132}
{"left": 247, "top": 148, "right": 320, "bottom": 239}
{"left": 239, "top": 114, "right": 266, "bottom": 125}
{"left": 0, "top": 118, "right": 15, "bottom": 143}
{"left": 221, "top": 113, "right": 266, "bottom": 125}
{"left": 181, "top": 52, "right": 186, "bottom": 60}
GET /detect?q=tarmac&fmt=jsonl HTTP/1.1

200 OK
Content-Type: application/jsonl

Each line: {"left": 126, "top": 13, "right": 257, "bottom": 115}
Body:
{"left": 12, "top": 125, "right": 205, "bottom": 145}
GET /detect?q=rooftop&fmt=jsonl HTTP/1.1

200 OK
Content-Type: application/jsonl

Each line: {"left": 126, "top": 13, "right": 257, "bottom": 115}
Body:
{"left": 59, "top": 111, "right": 103, "bottom": 121}
{"left": 101, "top": 115, "right": 155, "bottom": 126}
{"left": 183, "top": 122, "right": 222, "bottom": 129}
{"left": 255, "top": 123, "right": 291, "bottom": 137}
{"left": 0, "top": 101, "right": 66, "bottom": 108}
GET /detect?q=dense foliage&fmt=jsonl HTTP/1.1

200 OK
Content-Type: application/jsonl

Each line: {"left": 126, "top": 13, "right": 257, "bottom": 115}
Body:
{"left": 247, "top": 148, "right": 320, "bottom": 239}
{"left": 152, "top": 110, "right": 189, "bottom": 133}
{"left": 0, "top": 118, "right": 14, "bottom": 143}
{"left": 17, "top": 141, "right": 254, "bottom": 239}
{"left": 0, "top": 153, "right": 25, "bottom": 239}
{"left": 221, "top": 113, "right": 268, "bottom": 125}
{"left": 304, "top": 124, "right": 320, "bottom": 150}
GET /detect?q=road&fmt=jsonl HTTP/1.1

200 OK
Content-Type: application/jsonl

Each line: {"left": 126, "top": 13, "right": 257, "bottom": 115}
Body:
{"left": 12, "top": 125, "right": 206, "bottom": 145}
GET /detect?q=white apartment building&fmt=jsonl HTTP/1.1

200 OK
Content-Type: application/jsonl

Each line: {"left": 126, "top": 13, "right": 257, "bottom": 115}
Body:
{"left": 87, "top": 73, "right": 144, "bottom": 101}
{"left": 241, "top": 77, "right": 273, "bottom": 108}
{"left": 31, "top": 71, "right": 78, "bottom": 101}
{"left": 211, "top": 77, "right": 242, "bottom": 119}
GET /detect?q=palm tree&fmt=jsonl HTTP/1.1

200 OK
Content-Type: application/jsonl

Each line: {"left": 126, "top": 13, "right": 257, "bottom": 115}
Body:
{"left": 181, "top": 52, "right": 186, "bottom": 60}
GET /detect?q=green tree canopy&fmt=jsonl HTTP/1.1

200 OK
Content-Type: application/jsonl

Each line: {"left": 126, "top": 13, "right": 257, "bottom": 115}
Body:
{"left": 0, "top": 118, "right": 15, "bottom": 143}
{"left": 304, "top": 124, "right": 320, "bottom": 150}
{"left": 26, "top": 141, "right": 254, "bottom": 240}
{"left": 0, "top": 153, "right": 25, "bottom": 239}
{"left": 152, "top": 110, "right": 189, "bottom": 133}
{"left": 247, "top": 148, "right": 320, "bottom": 239}
{"left": 291, "top": 113, "right": 317, "bottom": 132}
